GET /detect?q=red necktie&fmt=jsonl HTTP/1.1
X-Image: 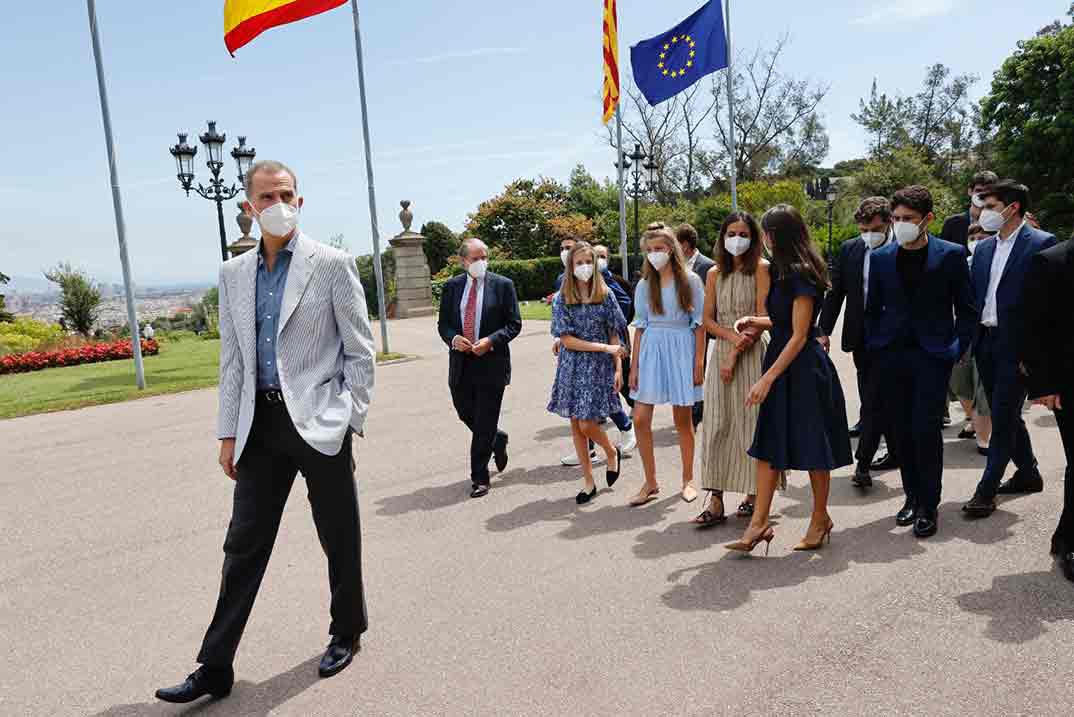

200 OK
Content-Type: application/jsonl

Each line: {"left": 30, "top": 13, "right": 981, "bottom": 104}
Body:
{"left": 463, "top": 279, "right": 478, "bottom": 343}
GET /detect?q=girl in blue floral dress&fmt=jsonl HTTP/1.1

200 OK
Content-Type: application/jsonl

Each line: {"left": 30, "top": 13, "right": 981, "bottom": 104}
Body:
{"left": 548, "top": 243, "right": 628, "bottom": 504}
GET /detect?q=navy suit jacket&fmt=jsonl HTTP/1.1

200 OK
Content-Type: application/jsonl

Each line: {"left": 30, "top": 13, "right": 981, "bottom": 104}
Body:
{"left": 970, "top": 223, "right": 1057, "bottom": 361}
{"left": 819, "top": 236, "right": 868, "bottom": 353}
{"left": 864, "top": 236, "right": 977, "bottom": 361}
{"left": 437, "top": 271, "right": 522, "bottom": 388}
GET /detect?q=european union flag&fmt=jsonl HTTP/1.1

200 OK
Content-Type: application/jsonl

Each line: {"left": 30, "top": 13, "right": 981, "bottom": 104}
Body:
{"left": 630, "top": 0, "right": 728, "bottom": 106}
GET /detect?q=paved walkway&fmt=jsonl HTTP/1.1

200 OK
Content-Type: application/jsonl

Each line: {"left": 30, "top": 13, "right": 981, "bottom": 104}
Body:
{"left": 2, "top": 317, "right": 1071, "bottom": 716}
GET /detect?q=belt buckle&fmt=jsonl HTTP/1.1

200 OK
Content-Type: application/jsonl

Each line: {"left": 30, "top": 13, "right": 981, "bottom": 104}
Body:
{"left": 264, "top": 390, "right": 284, "bottom": 404}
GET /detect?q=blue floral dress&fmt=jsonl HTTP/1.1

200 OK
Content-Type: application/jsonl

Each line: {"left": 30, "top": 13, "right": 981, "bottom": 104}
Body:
{"left": 547, "top": 292, "right": 627, "bottom": 421}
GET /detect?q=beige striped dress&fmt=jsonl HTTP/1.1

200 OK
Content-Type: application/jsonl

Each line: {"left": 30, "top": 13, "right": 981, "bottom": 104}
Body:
{"left": 700, "top": 270, "right": 785, "bottom": 495}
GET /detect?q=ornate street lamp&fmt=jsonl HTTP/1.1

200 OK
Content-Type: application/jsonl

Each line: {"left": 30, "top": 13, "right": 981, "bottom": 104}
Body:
{"left": 615, "top": 143, "right": 660, "bottom": 256}
{"left": 169, "top": 121, "right": 256, "bottom": 261}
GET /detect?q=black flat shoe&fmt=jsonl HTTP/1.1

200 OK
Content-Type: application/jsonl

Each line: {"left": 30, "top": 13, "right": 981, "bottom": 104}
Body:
{"left": 606, "top": 447, "right": 622, "bottom": 487}
{"left": 493, "top": 435, "right": 509, "bottom": 473}
{"left": 958, "top": 425, "right": 976, "bottom": 439}
{"left": 913, "top": 510, "right": 938, "bottom": 538}
{"left": 1052, "top": 535, "right": 1069, "bottom": 557}
{"left": 1060, "top": 553, "right": 1074, "bottom": 583}
{"left": 895, "top": 499, "right": 917, "bottom": 527}
{"left": 851, "top": 464, "right": 873, "bottom": 488}
{"left": 996, "top": 470, "right": 1044, "bottom": 495}
{"left": 962, "top": 493, "right": 996, "bottom": 517}
{"left": 576, "top": 487, "right": 597, "bottom": 504}
{"left": 319, "top": 635, "right": 360, "bottom": 678}
{"left": 977, "top": 445, "right": 989, "bottom": 456}
{"left": 871, "top": 452, "right": 899, "bottom": 472}
{"left": 470, "top": 484, "right": 490, "bottom": 499}
{"left": 848, "top": 421, "right": 862, "bottom": 438}
{"left": 155, "top": 666, "right": 233, "bottom": 704}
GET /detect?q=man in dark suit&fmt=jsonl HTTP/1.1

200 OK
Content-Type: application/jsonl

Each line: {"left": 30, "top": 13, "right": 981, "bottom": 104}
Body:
{"left": 819, "top": 197, "right": 898, "bottom": 488}
{"left": 677, "top": 223, "right": 715, "bottom": 428}
{"left": 940, "top": 170, "right": 998, "bottom": 249}
{"left": 437, "top": 238, "right": 522, "bottom": 498}
{"left": 866, "top": 185, "right": 977, "bottom": 538}
{"left": 963, "top": 181, "right": 1058, "bottom": 517}
{"left": 1019, "top": 237, "right": 1074, "bottom": 581}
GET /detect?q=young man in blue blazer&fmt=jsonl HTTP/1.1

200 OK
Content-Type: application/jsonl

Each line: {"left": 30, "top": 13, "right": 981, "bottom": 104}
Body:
{"left": 865, "top": 185, "right": 977, "bottom": 537}
{"left": 963, "top": 181, "right": 1058, "bottom": 517}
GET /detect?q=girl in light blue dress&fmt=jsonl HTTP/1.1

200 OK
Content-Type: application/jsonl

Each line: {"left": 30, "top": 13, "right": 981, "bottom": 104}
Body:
{"left": 628, "top": 223, "right": 706, "bottom": 506}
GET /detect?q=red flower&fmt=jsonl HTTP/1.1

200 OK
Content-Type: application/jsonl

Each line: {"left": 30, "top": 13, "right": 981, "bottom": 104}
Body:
{"left": 0, "top": 338, "right": 163, "bottom": 375}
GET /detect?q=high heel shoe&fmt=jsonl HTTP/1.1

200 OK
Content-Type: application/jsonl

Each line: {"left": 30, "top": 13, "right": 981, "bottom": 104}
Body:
{"left": 792, "top": 520, "right": 834, "bottom": 551}
{"left": 576, "top": 487, "right": 597, "bottom": 505}
{"left": 606, "top": 447, "right": 622, "bottom": 488}
{"left": 725, "top": 525, "right": 775, "bottom": 556}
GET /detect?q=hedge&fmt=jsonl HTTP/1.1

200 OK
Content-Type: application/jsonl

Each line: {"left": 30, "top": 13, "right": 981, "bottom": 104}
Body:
{"left": 0, "top": 338, "right": 160, "bottom": 375}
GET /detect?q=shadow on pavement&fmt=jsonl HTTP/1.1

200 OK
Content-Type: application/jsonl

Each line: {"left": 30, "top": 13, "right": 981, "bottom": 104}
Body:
{"left": 92, "top": 655, "right": 321, "bottom": 717}
{"left": 486, "top": 493, "right": 681, "bottom": 538}
{"left": 375, "top": 464, "right": 575, "bottom": 517}
{"left": 955, "top": 569, "right": 1074, "bottom": 643}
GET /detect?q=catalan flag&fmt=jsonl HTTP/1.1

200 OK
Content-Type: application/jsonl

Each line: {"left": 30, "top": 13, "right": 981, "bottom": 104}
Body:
{"left": 602, "top": 0, "right": 620, "bottom": 124}
{"left": 224, "top": 0, "right": 347, "bottom": 55}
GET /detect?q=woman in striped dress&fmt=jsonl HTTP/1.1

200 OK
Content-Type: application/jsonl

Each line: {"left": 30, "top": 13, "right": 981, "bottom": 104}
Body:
{"left": 695, "top": 212, "right": 784, "bottom": 526}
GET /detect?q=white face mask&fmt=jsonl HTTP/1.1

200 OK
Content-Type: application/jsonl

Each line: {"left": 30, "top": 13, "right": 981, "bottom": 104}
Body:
{"left": 467, "top": 259, "right": 488, "bottom": 279}
{"left": 597, "top": 258, "right": 609, "bottom": 272}
{"left": 253, "top": 201, "right": 299, "bottom": 237}
{"left": 724, "top": 235, "right": 751, "bottom": 257}
{"left": 861, "top": 231, "right": 887, "bottom": 249}
{"left": 573, "top": 264, "right": 595, "bottom": 282}
{"left": 978, "top": 206, "right": 1010, "bottom": 233}
{"left": 647, "top": 251, "right": 670, "bottom": 271}
{"left": 971, "top": 193, "right": 986, "bottom": 209}
{"left": 893, "top": 219, "right": 924, "bottom": 247}
{"left": 560, "top": 249, "right": 571, "bottom": 267}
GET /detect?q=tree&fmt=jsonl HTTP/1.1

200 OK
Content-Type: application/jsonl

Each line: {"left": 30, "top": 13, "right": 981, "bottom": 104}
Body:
{"left": 565, "top": 165, "right": 618, "bottom": 219}
{"left": 911, "top": 64, "right": 978, "bottom": 164}
{"left": 982, "top": 17, "right": 1074, "bottom": 237}
{"left": 465, "top": 178, "right": 568, "bottom": 259}
{"left": 419, "top": 221, "right": 459, "bottom": 275}
{"left": 851, "top": 78, "right": 913, "bottom": 156}
{"left": 0, "top": 271, "right": 12, "bottom": 323}
{"left": 44, "top": 263, "right": 102, "bottom": 337}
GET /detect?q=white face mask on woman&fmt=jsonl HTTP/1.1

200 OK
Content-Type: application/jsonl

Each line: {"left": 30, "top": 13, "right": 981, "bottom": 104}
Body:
{"left": 597, "top": 258, "right": 609, "bottom": 272}
{"left": 647, "top": 251, "right": 670, "bottom": 270}
{"left": 573, "top": 263, "right": 595, "bottom": 282}
{"left": 724, "top": 234, "right": 751, "bottom": 256}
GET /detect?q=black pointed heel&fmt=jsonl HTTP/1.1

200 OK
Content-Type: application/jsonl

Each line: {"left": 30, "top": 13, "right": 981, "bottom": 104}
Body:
{"left": 606, "top": 447, "right": 622, "bottom": 487}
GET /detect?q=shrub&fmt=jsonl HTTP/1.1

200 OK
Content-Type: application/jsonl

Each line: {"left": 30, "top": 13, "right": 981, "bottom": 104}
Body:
{"left": 420, "top": 221, "right": 460, "bottom": 275}
{"left": 439, "top": 257, "right": 564, "bottom": 300}
{"left": 0, "top": 338, "right": 159, "bottom": 375}
{"left": 157, "top": 329, "right": 200, "bottom": 343}
{"left": 0, "top": 318, "right": 66, "bottom": 355}
{"left": 356, "top": 250, "right": 396, "bottom": 319}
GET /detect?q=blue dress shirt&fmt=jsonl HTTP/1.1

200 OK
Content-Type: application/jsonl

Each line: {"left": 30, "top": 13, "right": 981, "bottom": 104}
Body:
{"left": 255, "top": 237, "right": 296, "bottom": 390}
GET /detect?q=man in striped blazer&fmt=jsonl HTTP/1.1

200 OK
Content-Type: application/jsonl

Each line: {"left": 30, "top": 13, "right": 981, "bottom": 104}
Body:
{"left": 157, "top": 161, "right": 377, "bottom": 704}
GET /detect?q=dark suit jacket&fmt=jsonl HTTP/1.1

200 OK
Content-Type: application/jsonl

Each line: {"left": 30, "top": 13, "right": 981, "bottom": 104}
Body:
{"left": 971, "top": 224, "right": 1057, "bottom": 360}
{"left": 691, "top": 253, "right": 716, "bottom": 285}
{"left": 819, "top": 236, "right": 869, "bottom": 353}
{"left": 940, "top": 211, "right": 971, "bottom": 248}
{"left": 865, "top": 236, "right": 977, "bottom": 361}
{"left": 1019, "top": 239, "right": 1074, "bottom": 399}
{"left": 437, "top": 272, "right": 522, "bottom": 388}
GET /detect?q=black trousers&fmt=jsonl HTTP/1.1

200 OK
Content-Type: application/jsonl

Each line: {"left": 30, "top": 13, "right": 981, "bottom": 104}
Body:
{"left": 450, "top": 362, "right": 507, "bottom": 486}
{"left": 854, "top": 349, "right": 897, "bottom": 466}
{"left": 692, "top": 341, "right": 709, "bottom": 428}
{"left": 197, "top": 401, "right": 367, "bottom": 668}
{"left": 1054, "top": 386, "right": 1074, "bottom": 547}
{"left": 882, "top": 346, "right": 954, "bottom": 511}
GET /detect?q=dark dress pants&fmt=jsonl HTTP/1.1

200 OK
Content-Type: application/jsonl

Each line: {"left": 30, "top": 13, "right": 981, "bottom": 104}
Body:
{"left": 1054, "top": 386, "right": 1074, "bottom": 548}
{"left": 450, "top": 359, "right": 507, "bottom": 486}
{"left": 854, "top": 349, "right": 896, "bottom": 466}
{"left": 882, "top": 346, "right": 954, "bottom": 511}
{"left": 974, "top": 330, "right": 1038, "bottom": 499}
{"left": 197, "top": 401, "right": 367, "bottom": 668}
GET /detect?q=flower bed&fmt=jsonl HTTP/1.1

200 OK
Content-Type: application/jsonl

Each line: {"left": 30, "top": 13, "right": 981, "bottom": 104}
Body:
{"left": 0, "top": 339, "right": 159, "bottom": 375}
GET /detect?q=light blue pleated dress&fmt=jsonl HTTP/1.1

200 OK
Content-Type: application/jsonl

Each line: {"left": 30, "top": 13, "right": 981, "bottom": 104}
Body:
{"left": 630, "top": 272, "right": 705, "bottom": 406}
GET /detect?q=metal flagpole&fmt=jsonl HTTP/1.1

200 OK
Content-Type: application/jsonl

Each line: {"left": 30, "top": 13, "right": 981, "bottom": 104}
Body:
{"left": 725, "top": 0, "right": 738, "bottom": 212}
{"left": 615, "top": 106, "right": 629, "bottom": 280}
{"left": 349, "top": 0, "right": 390, "bottom": 354}
{"left": 87, "top": 0, "right": 144, "bottom": 389}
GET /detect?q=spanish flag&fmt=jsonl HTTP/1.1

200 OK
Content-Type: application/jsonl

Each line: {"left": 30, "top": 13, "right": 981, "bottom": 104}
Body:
{"left": 225, "top": 0, "right": 347, "bottom": 55}
{"left": 602, "top": 0, "right": 620, "bottom": 124}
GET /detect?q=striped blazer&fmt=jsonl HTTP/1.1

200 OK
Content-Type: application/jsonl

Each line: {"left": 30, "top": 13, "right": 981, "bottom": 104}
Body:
{"left": 217, "top": 232, "right": 376, "bottom": 461}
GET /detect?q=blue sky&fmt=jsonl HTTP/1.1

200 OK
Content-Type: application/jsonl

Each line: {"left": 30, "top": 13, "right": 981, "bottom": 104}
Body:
{"left": 0, "top": 0, "right": 1062, "bottom": 285}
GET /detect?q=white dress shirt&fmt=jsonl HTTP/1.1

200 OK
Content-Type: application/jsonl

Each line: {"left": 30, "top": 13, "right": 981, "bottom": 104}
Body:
{"left": 981, "top": 220, "right": 1026, "bottom": 327}
{"left": 459, "top": 275, "right": 486, "bottom": 340}
{"left": 685, "top": 251, "right": 699, "bottom": 272}
{"left": 861, "top": 240, "right": 886, "bottom": 309}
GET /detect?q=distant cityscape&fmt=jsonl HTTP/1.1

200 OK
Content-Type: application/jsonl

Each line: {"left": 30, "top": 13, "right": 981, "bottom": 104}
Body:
{"left": 4, "top": 283, "right": 212, "bottom": 328}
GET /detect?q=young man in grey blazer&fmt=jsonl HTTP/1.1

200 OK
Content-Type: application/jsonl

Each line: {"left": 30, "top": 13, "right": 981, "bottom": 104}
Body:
{"left": 677, "top": 223, "right": 715, "bottom": 430}
{"left": 156, "top": 161, "right": 377, "bottom": 704}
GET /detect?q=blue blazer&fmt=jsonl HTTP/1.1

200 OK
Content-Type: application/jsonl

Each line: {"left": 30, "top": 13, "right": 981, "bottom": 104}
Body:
{"left": 970, "top": 223, "right": 1057, "bottom": 359}
{"left": 864, "top": 236, "right": 977, "bottom": 361}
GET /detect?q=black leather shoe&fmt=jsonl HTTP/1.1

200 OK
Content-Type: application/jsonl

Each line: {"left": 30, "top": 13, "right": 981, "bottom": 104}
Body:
{"left": 913, "top": 509, "right": 938, "bottom": 538}
{"left": 962, "top": 493, "right": 997, "bottom": 517}
{"left": 470, "top": 483, "right": 490, "bottom": 499}
{"left": 1051, "top": 535, "right": 1068, "bottom": 557}
{"left": 493, "top": 435, "right": 509, "bottom": 473}
{"left": 871, "top": 451, "right": 899, "bottom": 472}
{"left": 319, "top": 635, "right": 360, "bottom": 678}
{"left": 851, "top": 464, "right": 873, "bottom": 488}
{"left": 848, "top": 421, "right": 862, "bottom": 438}
{"left": 895, "top": 499, "right": 917, "bottom": 527}
{"left": 996, "top": 469, "right": 1044, "bottom": 495}
{"left": 1060, "top": 553, "right": 1074, "bottom": 583}
{"left": 155, "top": 665, "right": 233, "bottom": 704}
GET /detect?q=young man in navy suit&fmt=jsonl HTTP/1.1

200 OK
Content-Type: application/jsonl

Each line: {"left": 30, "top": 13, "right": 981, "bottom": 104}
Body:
{"left": 963, "top": 181, "right": 1058, "bottom": 517}
{"left": 865, "top": 186, "right": 977, "bottom": 538}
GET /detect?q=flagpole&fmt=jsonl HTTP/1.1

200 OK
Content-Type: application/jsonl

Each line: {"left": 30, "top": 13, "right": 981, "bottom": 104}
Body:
{"left": 87, "top": 0, "right": 144, "bottom": 389}
{"left": 724, "top": 0, "right": 738, "bottom": 212}
{"left": 349, "top": 0, "right": 389, "bottom": 354}
{"left": 615, "top": 106, "right": 629, "bottom": 280}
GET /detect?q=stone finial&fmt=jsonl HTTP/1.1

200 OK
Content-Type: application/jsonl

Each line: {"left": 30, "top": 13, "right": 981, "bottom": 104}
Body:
{"left": 399, "top": 200, "right": 413, "bottom": 232}
{"left": 236, "top": 201, "right": 253, "bottom": 238}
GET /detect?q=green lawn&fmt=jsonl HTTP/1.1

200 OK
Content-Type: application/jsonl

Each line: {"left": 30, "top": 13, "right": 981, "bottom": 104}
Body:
{"left": 0, "top": 340, "right": 411, "bottom": 420}
{"left": 520, "top": 301, "right": 552, "bottom": 321}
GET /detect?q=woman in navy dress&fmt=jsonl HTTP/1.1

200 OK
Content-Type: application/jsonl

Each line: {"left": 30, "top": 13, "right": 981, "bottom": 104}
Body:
{"left": 548, "top": 243, "right": 627, "bottom": 504}
{"left": 726, "top": 205, "right": 852, "bottom": 554}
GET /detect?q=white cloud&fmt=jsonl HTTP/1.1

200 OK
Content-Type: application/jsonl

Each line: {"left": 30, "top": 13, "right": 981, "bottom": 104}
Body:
{"left": 852, "top": 0, "right": 960, "bottom": 26}
{"left": 387, "top": 47, "right": 524, "bottom": 66}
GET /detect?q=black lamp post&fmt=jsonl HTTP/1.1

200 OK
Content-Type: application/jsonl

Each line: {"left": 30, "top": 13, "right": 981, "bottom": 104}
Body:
{"left": 615, "top": 143, "right": 660, "bottom": 254}
{"left": 170, "top": 121, "right": 256, "bottom": 261}
{"left": 806, "top": 176, "right": 838, "bottom": 265}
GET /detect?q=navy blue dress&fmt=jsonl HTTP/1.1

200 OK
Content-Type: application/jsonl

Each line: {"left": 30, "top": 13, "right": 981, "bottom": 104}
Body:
{"left": 748, "top": 273, "right": 853, "bottom": 471}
